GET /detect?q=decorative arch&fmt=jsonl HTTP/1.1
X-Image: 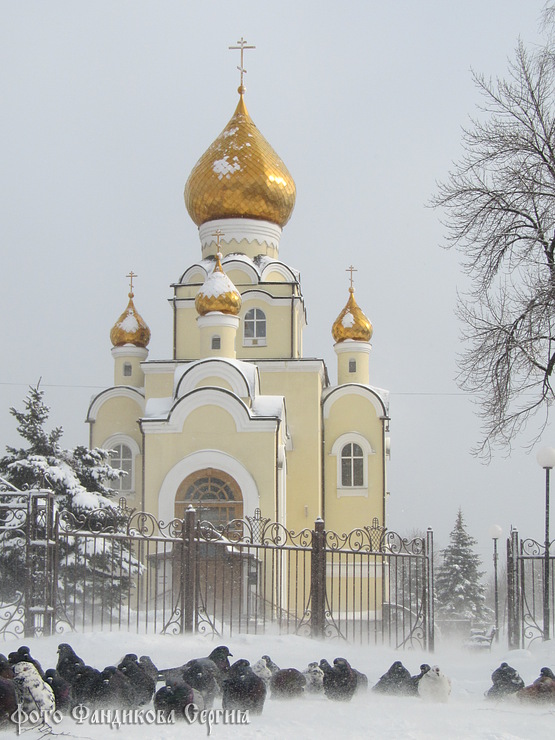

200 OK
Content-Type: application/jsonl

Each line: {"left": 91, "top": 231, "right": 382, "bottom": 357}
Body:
{"left": 174, "top": 468, "right": 243, "bottom": 526}
{"left": 86, "top": 386, "right": 145, "bottom": 422}
{"left": 158, "top": 450, "right": 259, "bottom": 524}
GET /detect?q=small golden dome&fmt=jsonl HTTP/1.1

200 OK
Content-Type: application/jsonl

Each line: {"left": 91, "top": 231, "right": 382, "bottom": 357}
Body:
{"left": 195, "top": 253, "right": 242, "bottom": 316}
{"left": 184, "top": 93, "right": 296, "bottom": 228}
{"left": 332, "top": 288, "right": 373, "bottom": 343}
{"left": 110, "top": 292, "right": 151, "bottom": 348}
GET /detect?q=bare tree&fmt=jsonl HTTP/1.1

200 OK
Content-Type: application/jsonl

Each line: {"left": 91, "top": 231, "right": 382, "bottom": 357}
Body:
{"left": 432, "top": 14, "right": 555, "bottom": 457}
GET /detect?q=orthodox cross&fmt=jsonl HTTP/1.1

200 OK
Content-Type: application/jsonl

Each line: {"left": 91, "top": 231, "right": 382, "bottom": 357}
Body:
{"left": 126, "top": 270, "right": 137, "bottom": 296}
{"left": 212, "top": 228, "right": 224, "bottom": 251}
{"left": 346, "top": 265, "right": 357, "bottom": 289}
{"left": 229, "top": 37, "right": 256, "bottom": 90}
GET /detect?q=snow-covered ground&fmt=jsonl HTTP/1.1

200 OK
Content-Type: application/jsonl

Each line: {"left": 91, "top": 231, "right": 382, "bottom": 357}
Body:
{"left": 1, "top": 630, "right": 554, "bottom": 739}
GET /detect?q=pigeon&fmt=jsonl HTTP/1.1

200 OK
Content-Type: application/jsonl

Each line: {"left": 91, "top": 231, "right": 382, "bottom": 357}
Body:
{"left": 261, "top": 655, "right": 280, "bottom": 675}
{"left": 56, "top": 643, "right": 85, "bottom": 683}
{"left": 95, "top": 666, "right": 136, "bottom": 708}
{"left": 417, "top": 665, "right": 451, "bottom": 703}
{"left": 372, "top": 660, "right": 412, "bottom": 695}
{"left": 118, "top": 654, "right": 156, "bottom": 705}
{"left": 302, "top": 662, "right": 324, "bottom": 694}
{"left": 139, "top": 655, "right": 160, "bottom": 683}
{"left": 154, "top": 678, "right": 195, "bottom": 720}
{"left": 517, "top": 667, "right": 555, "bottom": 703}
{"left": 320, "top": 658, "right": 358, "bottom": 701}
{"left": 222, "top": 659, "right": 266, "bottom": 715}
{"left": 9, "top": 646, "right": 44, "bottom": 678}
{"left": 252, "top": 657, "right": 273, "bottom": 687}
{"left": 0, "top": 655, "right": 13, "bottom": 680}
{"left": 407, "top": 664, "right": 431, "bottom": 696}
{"left": 12, "top": 662, "right": 55, "bottom": 717}
{"left": 71, "top": 664, "right": 102, "bottom": 707}
{"left": 181, "top": 659, "right": 218, "bottom": 709}
{"left": 486, "top": 662, "right": 524, "bottom": 700}
{"left": 270, "top": 668, "right": 306, "bottom": 699}
{"left": 44, "top": 668, "right": 73, "bottom": 712}
{"left": 0, "top": 676, "right": 18, "bottom": 726}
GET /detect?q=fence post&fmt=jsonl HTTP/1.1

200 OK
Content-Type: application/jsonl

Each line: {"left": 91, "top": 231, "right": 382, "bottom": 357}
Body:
{"left": 426, "top": 528, "right": 435, "bottom": 652}
{"left": 182, "top": 506, "right": 197, "bottom": 633}
{"left": 507, "top": 529, "right": 520, "bottom": 649}
{"left": 310, "top": 517, "right": 326, "bottom": 639}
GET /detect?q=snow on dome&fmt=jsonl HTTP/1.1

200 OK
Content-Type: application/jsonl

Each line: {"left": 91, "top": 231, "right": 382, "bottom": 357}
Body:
{"left": 110, "top": 294, "right": 151, "bottom": 348}
{"left": 195, "top": 257, "right": 242, "bottom": 316}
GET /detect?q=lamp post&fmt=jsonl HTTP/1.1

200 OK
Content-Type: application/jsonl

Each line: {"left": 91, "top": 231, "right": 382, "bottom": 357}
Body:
{"left": 489, "top": 524, "right": 502, "bottom": 641}
{"left": 536, "top": 446, "right": 555, "bottom": 641}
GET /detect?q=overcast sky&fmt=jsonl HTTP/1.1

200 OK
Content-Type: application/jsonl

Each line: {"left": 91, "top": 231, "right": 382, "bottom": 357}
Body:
{"left": 0, "top": 1, "right": 551, "bottom": 564}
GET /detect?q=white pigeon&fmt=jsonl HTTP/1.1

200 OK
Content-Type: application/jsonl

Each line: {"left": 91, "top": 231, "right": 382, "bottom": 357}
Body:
{"left": 12, "top": 662, "right": 56, "bottom": 717}
{"left": 417, "top": 664, "right": 451, "bottom": 703}
{"left": 252, "top": 657, "right": 273, "bottom": 687}
{"left": 302, "top": 662, "right": 324, "bottom": 694}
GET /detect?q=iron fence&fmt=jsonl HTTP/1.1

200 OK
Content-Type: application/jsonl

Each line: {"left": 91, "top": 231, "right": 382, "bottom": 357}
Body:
{"left": 507, "top": 528, "right": 555, "bottom": 648}
{"left": 0, "top": 493, "right": 434, "bottom": 649}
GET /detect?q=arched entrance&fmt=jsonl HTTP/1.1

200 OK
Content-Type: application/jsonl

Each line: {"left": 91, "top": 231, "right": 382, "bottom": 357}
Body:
{"left": 175, "top": 468, "right": 243, "bottom": 527}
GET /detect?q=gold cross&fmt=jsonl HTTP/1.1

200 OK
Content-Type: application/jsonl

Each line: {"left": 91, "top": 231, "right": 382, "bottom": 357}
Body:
{"left": 229, "top": 37, "right": 256, "bottom": 90}
{"left": 126, "top": 271, "right": 137, "bottom": 295}
{"left": 346, "top": 265, "right": 357, "bottom": 289}
{"left": 212, "top": 229, "right": 224, "bottom": 251}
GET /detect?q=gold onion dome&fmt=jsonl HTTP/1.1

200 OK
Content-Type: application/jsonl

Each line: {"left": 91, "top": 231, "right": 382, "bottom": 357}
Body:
{"left": 110, "top": 292, "right": 151, "bottom": 348}
{"left": 184, "top": 92, "right": 296, "bottom": 228}
{"left": 332, "top": 288, "right": 373, "bottom": 343}
{"left": 195, "top": 253, "right": 242, "bottom": 316}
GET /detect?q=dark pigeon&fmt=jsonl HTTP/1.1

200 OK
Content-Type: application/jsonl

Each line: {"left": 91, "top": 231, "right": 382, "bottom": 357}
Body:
{"left": 118, "top": 654, "right": 156, "bottom": 706}
{"left": 270, "top": 668, "right": 306, "bottom": 699}
{"left": 56, "top": 643, "right": 86, "bottom": 684}
{"left": 181, "top": 659, "right": 218, "bottom": 709}
{"left": 320, "top": 658, "right": 358, "bottom": 702}
{"left": 486, "top": 662, "right": 524, "bottom": 700}
{"left": 9, "top": 645, "right": 44, "bottom": 678}
{"left": 95, "top": 666, "right": 136, "bottom": 708}
{"left": 517, "top": 667, "right": 555, "bottom": 703}
{"left": 372, "top": 660, "right": 412, "bottom": 696}
{"left": 222, "top": 659, "right": 266, "bottom": 715}
{"left": 44, "top": 668, "right": 73, "bottom": 712}
{"left": 0, "top": 676, "right": 18, "bottom": 726}
{"left": 154, "top": 678, "right": 195, "bottom": 720}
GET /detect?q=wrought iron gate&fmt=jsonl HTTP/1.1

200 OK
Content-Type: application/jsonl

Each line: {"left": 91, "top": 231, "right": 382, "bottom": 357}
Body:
{"left": 507, "top": 528, "right": 555, "bottom": 648}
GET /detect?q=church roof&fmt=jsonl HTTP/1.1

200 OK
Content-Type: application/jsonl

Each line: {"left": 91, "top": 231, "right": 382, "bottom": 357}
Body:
{"left": 195, "top": 251, "right": 242, "bottom": 316}
{"left": 184, "top": 92, "right": 296, "bottom": 228}
{"left": 332, "top": 287, "right": 373, "bottom": 343}
{"left": 110, "top": 287, "right": 151, "bottom": 348}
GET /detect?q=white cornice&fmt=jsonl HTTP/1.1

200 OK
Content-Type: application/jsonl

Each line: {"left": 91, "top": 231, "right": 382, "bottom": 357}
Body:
{"left": 199, "top": 219, "right": 282, "bottom": 250}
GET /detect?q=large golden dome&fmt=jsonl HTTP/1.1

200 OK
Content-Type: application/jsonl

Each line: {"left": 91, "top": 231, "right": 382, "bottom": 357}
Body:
{"left": 332, "top": 288, "right": 373, "bottom": 343}
{"left": 195, "top": 252, "right": 242, "bottom": 316}
{"left": 110, "top": 292, "right": 151, "bottom": 348}
{"left": 184, "top": 92, "right": 296, "bottom": 228}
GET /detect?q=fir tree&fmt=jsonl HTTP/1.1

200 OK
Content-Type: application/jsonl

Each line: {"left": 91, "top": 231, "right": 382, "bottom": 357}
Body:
{"left": 435, "top": 509, "right": 488, "bottom": 621}
{"left": 0, "top": 384, "right": 140, "bottom": 609}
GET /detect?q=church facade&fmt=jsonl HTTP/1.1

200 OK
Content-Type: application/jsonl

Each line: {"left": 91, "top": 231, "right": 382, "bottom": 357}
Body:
{"left": 86, "top": 71, "right": 390, "bottom": 538}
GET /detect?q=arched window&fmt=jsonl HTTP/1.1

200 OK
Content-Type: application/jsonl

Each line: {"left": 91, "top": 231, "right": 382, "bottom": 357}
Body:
{"left": 109, "top": 443, "right": 134, "bottom": 492}
{"left": 175, "top": 468, "right": 243, "bottom": 526}
{"left": 341, "top": 443, "right": 364, "bottom": 487}
{"left": 243, "top": 308, "right": 267, "bottom": 346}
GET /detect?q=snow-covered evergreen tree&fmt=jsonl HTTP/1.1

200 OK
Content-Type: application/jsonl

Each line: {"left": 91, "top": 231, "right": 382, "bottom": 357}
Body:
{"left": 435, "top": 509, "right": 488, "bottom": 621}
{"left": 0, "top": 385, "right": 140, "bottom": 607}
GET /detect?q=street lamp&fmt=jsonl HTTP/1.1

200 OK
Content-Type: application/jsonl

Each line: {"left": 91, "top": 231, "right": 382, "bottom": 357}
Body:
{"left": 489, "top": 524, "right": 502, "bottom": 642}
{"left": 536, "top": 446, "right": 555, "bottom": 641}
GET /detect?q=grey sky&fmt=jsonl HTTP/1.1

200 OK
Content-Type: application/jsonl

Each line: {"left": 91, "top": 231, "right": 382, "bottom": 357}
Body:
{"left": 0, "top": 1, "right": 550, "bottom": 563}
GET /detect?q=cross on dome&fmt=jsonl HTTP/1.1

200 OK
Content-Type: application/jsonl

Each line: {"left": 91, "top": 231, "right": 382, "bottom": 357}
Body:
{"left": 346, "top": 265, "right": 357, "bottom": 290}
{"left": 126, "top": 270, "right": 137, "bottom": 297}
{"left": 229, "top": 37, "right": 256, "bottom": 94}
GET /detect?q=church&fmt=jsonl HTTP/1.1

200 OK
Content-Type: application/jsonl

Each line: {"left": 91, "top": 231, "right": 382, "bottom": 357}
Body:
{"left": 86, "top": 43, "right": 390, "bottom": 538}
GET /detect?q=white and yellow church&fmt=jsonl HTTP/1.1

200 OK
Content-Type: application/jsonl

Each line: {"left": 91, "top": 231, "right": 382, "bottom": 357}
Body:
{"left": 86, "top": 56, "right": 390, "bottom": 539}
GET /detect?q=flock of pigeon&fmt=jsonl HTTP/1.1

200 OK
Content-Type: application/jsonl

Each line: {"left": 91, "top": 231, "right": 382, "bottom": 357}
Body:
{"left": 0, "top": 643, "right": 554, "bottom": 728}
